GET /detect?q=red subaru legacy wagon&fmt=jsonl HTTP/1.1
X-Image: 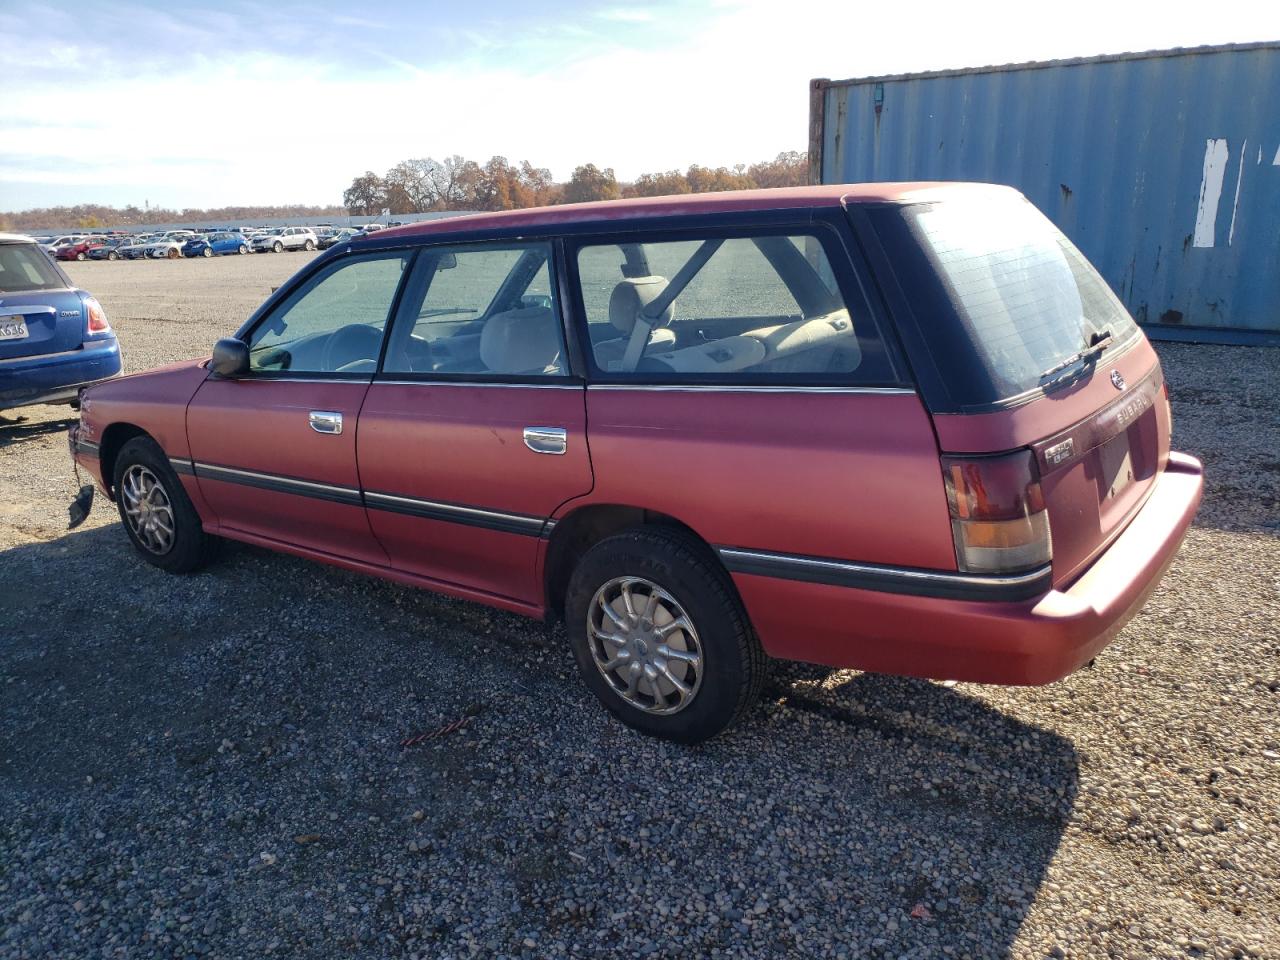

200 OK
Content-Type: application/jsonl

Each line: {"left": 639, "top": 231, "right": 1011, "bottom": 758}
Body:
{"left": 69, "top": 184, "right": 1203, "bottom": 742}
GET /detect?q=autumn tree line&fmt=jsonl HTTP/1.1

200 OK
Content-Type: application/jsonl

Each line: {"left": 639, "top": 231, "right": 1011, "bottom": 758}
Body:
{"left": 342, "top": 151, "right": 808, "bottom": 215}
{"left": 0, "top": 152, "right": 807, "bottom": 230}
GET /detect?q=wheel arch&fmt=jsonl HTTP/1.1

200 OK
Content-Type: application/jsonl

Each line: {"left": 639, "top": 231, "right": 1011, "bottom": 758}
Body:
{"left": 98, "top": 422, "right": 151, "bottom": 499}
{"left": 543, "top": 503, "right": 731, "bottom": 621}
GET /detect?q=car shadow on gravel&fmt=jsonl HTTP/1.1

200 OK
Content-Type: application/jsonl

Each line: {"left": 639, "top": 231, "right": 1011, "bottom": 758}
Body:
{"left": 2, "top": 525, "right": 1078, "bottom": 959}
{"left": 0, "top": 414, "right": 77, "bottom": 448}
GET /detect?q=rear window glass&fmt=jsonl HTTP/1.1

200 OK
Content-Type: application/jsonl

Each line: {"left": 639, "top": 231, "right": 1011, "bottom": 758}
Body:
{"left": 872, "top": 195, "right": 1138, "bottom": 407}
{"left": 0, "top": 243, "right": 64, "bottom": 292}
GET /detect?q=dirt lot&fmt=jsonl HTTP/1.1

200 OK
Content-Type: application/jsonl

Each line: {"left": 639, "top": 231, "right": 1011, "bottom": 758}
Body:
{"left": 2, "top": 254, "right": 1278, "bottom": 960}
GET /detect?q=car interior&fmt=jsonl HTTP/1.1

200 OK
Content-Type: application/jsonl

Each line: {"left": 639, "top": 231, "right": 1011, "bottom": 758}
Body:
{"left": 246, "top": 234, "right": 875, "bottom": 378}
{"left": 584, "top": 236, "right": 863, "bottom": 376}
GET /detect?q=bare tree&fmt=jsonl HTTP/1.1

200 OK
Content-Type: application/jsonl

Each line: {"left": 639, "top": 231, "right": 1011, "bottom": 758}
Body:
{"left": 343, "top": 172, "right": 386, "bottom": 216}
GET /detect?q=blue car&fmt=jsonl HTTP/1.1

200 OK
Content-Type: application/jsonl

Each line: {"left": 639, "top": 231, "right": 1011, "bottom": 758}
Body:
{"left": 182, "top": 232, "right": 251, "bottom": 258}
{"left": 0, "top": 234, "right": 123, "bottom": 411}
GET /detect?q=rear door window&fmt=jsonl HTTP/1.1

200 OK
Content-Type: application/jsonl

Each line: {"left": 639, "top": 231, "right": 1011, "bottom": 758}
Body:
{"left": 870, "top": 194, "right": 1139, "bottom": 408}
{"left": 381, "top": 242, "right": 566, "bottom": 378}
{"left": 572, "top": 229, "right": 895, "bottom": 384}
{"left": 0, "top": 243, "right": 64, "bottom": 292}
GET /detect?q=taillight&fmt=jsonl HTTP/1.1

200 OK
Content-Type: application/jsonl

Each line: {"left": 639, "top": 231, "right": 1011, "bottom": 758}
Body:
{"left": 85, "top": 297, "right": 111, "bottom": 334}
{"left": 942, "top": 449, "right": 1052, "bottom": 574}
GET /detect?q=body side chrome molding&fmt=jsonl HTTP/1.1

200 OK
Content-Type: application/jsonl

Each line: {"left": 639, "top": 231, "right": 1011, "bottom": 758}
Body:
{"left": 177, "top": 456, "right": 556, "bottom": 537}
{"left": 193, "top": 461, "right": 364, "bottom": 506}
{"left": 371, "top": 379, "right": 582, "bottom": 390}
{"left": 226, "top": 376, "right": 373, "bottom": 385}
{"left": 363, "top": 490, "right": 549, "bottom": 537}
{"left": 587, "top": 384, "right": 916, "bottom": 395}
{"left": 72, "top": 438, "right": 101, "bottom": 457}
{"left": 717, "top": 546, "right": 1052, "bottom": 602}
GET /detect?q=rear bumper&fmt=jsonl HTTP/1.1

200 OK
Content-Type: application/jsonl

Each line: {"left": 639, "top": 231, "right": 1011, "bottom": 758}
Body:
{"left": 731, "top": 452, "right": 1204, "bottom": 685}
{"left": 0, "top": 340, "right": 123, "bottom": 409}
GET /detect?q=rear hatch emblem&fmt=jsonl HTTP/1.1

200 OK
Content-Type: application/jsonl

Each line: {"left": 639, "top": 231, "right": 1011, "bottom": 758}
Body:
{"left": 1110, "top": 369, "right": 1126, "bottom": 391}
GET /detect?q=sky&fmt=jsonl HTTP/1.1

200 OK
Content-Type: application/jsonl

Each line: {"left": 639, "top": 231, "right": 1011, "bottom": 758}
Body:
{"left": 1, "top": 0, "right": 1277, "bottom": 211}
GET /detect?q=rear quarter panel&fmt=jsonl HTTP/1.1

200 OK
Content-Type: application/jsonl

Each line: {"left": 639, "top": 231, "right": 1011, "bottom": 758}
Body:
{"left": 573, "top": 387, "right": 955, "bottom": 569}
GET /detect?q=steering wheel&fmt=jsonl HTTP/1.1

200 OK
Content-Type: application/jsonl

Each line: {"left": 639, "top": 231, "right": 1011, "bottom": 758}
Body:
{"left": 321, "top": 323, "right": 383, "bottom": 372}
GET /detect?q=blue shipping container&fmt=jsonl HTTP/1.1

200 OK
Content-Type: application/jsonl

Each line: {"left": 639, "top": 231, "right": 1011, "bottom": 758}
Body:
{"left": 811, "top": 42, "right": 1280, "bottom": 343}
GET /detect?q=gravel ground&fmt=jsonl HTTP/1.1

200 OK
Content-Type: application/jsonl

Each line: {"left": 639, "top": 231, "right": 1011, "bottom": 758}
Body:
{"left": 1, "top": 255, "right": 1278, "bottom": 960}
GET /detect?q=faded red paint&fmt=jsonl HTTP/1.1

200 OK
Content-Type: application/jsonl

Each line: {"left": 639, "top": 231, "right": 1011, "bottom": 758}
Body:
{"left": 68, "top": 185, "right": 1204, "bottom": 691}
{"left": 735, "top": 454, "right": 1202, "bottom": 682}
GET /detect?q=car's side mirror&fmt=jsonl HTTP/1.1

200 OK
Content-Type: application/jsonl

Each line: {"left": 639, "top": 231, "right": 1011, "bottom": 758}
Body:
{"left": 210, "top": 338, "right": 250, "bottom": 378}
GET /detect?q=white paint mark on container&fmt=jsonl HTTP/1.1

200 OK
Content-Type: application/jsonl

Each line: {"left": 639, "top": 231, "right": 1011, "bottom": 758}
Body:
{"left": 1228, "top": 140, "right": 1246, "bottom": 246}
{"left": 1274, "top": 144, "right": 1280, "bottom": 165}
{"left": 1259, "top": 145, "right": 1264, "bottom": 165}
{"left": 1193, "top": 139, "right": 1229, "bottom": 248}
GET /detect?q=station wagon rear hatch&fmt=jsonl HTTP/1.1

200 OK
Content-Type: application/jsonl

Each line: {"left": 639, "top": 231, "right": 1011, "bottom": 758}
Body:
{"left": 864, "top": 189, "right": 1169, "bottom": 588}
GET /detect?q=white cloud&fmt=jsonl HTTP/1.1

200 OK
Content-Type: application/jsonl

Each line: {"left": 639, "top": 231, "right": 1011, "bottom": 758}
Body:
{"left": 1, "top": 0, "right": 1278, "bottom": 208}
{"left": 595, "top": 7, "right": 656, "bottom": 22}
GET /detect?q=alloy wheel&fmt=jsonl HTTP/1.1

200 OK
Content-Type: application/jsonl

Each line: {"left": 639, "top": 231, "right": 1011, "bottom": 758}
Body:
{"left": 586, "top": 576, "right": 703, "bottom": 715}
{"left": 120, "top": 464, "right": 176, "bottom": 555}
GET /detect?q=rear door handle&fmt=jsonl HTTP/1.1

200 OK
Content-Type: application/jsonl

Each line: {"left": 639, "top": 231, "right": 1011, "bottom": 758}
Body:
{"left": 309, "top": 410, "right": 343, "bottom": 435}
{"left": 523, "top": 426, "right": 567, "bottom": 455}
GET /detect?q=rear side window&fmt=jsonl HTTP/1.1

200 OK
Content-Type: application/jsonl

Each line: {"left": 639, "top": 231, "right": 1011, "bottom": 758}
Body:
{"left": 0, "top": 243, "right": 63, "bottom": 292}
{"left": 872, "top": 194, "right": 1139, "bottom": 408}
{"left": 573, "top": 230, "right": 894, "bottom": 383}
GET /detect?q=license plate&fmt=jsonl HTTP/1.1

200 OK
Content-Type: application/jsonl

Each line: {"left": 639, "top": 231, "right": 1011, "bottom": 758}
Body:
{"left": 1099, "top": 430, "right": 1135, "bottom": 500}
{"left": 0, "top": 318, "right": 29, "bottom": 341}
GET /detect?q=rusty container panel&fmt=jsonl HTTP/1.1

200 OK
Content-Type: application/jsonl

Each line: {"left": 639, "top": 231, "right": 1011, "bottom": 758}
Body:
{"left": 813, "top": 43, "right": 1280, "bottom": 341}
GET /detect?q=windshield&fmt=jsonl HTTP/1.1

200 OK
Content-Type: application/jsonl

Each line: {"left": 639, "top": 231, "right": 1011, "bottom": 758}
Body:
{"left": 0, "top": 243, "right": 66, "bottom": 292}
{"left": 871, "top": 193, "right": 1138, "bottom": 408}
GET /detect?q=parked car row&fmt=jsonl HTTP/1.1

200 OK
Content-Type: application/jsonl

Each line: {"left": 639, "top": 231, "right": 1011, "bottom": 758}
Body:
{"left": 28, "top": 224, "right": 390, "bottom": 262}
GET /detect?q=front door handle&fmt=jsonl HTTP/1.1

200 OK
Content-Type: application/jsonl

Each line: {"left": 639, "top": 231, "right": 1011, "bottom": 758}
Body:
{"left": 309, "top": 410, "right": 343, "bottom": 435}
{"left": 523, "top": 426, "right": 567, "bottom": 455}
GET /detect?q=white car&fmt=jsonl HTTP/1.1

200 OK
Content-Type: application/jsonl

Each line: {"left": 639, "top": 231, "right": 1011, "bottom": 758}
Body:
{"left": 146, "top": 236, "right": 197, "bottom": 260}
{"left": 251, "top": 227, "right": 317, "bottom": 253}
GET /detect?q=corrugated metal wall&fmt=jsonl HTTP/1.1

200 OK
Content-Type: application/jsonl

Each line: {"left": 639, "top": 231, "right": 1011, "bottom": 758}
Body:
{"left": 813, "top": 43, "right": 1280, "bottom": 342}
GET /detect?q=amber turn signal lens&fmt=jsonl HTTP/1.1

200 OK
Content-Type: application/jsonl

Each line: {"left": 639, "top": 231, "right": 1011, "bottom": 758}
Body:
{"left": 942, "top": 450, "right": 1052, "bottom": 574}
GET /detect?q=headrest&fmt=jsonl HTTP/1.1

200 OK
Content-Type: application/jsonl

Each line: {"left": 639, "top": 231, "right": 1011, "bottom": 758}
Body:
{"left": 479, "top": 306, "right": 561, "bottom": 374}
{"left": 608, "top": 276, "right": 673, "bottom": 334}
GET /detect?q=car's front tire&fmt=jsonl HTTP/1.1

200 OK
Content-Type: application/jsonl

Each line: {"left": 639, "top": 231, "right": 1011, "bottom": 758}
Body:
{"left": 76, "top": 252, "right": 86, "bottom": 261}
{"left": 112, "top": 437, "right": 218, "bottom": 574}
{"left": 238, "top": 244, "right": 248, "bottom": 255}
{"left": 108, "top": 251, "right": 118, "bottom": 261}
{"left": 202, "top": 247, "right": 213, "bottom": 258}
{"left": 564, "top": 527, "right": 765, "bottom": 744}
{"left": 272, "top": 241, "right": 283, "bottom": 253}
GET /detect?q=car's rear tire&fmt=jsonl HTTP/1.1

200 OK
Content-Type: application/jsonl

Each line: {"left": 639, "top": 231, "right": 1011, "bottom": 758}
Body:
{"left": 303, "top": 239, "right": 315, "bottom": 251}
{"left": 76, "top": 252, "right": 86, "bottom": 261}
{"left": 108, "top": 251, "right": 118, "bottom": 261}
{"left": 564, "top": 527, "right": 765, "bottom": 744}
{"left": 272, "top": 241, "right": 283, "bottom": 253}
{"left": 202, "top": 247, "right": 213, "bottom": 258}
{"left": 166, "top": 248, "right": 179, "bottom": 259}
{"left": 112, "top": 437, "right": 218, "bottom": 574}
